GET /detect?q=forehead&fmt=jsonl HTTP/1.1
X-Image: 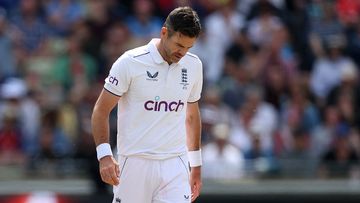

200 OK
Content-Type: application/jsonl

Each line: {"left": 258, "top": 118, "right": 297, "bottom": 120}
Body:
{"left": 169, "top": 32, "right": 196, "bottom": 47}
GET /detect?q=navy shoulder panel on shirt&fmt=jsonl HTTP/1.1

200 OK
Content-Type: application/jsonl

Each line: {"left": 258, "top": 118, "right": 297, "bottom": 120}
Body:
{"left": 125, "top": 45, "right": 150, "bottom": 58}
{"left": 186, "top": 52, "right": 199, "bottom": 59}
{"left": 133, "top": 51, "right": 150, "bottom": 58}
{"left": 183, "top": 52, "right": 202, "bottom": 67}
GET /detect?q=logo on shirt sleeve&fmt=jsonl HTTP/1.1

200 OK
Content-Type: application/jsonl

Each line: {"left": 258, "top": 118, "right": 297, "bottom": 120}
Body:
{"left": 108, "top": 75, "right": 118, "bottom": 86}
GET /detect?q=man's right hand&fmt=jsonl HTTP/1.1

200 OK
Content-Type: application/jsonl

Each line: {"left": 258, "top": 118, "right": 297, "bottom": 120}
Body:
{"left": 99, "top": 156, "right": 120, "bottom": 185}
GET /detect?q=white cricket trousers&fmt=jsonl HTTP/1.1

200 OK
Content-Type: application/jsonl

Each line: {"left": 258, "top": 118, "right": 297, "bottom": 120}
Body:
{"left": 112, "top": 154, "right": 191, "bottom": 203}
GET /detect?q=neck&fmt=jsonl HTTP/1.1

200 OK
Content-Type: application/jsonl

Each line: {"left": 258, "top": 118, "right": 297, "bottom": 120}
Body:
{"left": 156, "top": 40, "right": 172, "bottom": 65}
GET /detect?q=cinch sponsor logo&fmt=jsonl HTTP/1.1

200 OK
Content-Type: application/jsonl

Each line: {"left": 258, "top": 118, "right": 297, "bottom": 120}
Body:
{"left": 144, "top": 96, "right": 184, "bottom": 112}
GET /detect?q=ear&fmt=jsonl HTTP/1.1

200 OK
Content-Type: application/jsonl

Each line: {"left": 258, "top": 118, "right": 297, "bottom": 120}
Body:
{"left": 160, "top": 27, "right": 167, "bottom": 39}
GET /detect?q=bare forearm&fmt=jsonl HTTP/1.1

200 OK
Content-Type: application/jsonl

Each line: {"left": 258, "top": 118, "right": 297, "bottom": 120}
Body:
{"left": 186, "top": 107, "right": 201, "bottom": 151}
{"left": 187, "top": 103, "right": 203, "bottom": 201}
{"left": 91, "top": 89, "right": 120, "bottom": 147}
{"left": 91, "top": 106, "right": 111, "bottom": 146}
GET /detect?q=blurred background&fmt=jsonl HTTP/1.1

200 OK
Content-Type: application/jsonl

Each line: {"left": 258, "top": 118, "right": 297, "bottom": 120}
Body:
{"left": 0, "top": 0, "right": 360, "bottom": 202}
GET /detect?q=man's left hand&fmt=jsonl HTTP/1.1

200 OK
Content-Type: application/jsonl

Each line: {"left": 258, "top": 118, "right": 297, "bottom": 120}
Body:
{"left": 189, "top": 166, "right": 202, "bottom": 202}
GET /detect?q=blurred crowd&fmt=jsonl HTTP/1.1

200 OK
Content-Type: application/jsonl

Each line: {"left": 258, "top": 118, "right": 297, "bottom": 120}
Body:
{"left": 0, "top": 0, "right": 360, "bottom": 190}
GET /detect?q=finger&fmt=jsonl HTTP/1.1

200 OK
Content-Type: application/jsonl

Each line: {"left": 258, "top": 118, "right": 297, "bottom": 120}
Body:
{"left": 115, "top": 163, "right": 120, "bottom": 178}
{"left": 100, "top": 172, "right": 111, "bottom": 185}
{"left": 104, "top": 176, "right": 117, "bottom": 185}
{"left": 100, "top": 170, "right": 107, "bottom": 181}
{"left": 190, "top": 180, "right": 195, "bottom": 201}
{"left": 191, "top": 190, "right": 199, "bottom": 202}
{"left": 108, "top": 167, "right": 120, "bottom": 185}
{"left": 100, "top": 168, "right": 116, "bottom": 186}
{"left": 191, "top": 189, "right": 197, "bottom": 202}
{"left": 191, "top": 184, "right": 196, "bottom": 202}
{"left": 191, "top": 183, "right": 201, "bottom": 202}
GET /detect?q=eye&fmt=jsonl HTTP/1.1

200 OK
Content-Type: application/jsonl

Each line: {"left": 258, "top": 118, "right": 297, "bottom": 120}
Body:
{"left": 177, "top": 43, "right": 184, "bottom": 48}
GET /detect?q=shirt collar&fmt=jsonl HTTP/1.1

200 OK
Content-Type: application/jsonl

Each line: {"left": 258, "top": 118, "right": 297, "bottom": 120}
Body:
{"left": 148, "top": 38, "right": 166, "bottom": 64}
{"left": 148, "top": 38, "right": 183, "bottom": 66}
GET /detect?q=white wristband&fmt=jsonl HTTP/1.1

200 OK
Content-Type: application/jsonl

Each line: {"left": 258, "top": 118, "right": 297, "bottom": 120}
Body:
{"left": 187, "top": 150, "right": 202, "bottom": 167}
{"left": 96, "top": 143, "right": 113, "bottom": 161}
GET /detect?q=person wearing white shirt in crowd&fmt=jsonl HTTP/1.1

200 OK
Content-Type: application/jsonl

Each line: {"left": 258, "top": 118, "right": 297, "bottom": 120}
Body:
{"left": 202, "top": 123, "right": 244, "bottom": 179}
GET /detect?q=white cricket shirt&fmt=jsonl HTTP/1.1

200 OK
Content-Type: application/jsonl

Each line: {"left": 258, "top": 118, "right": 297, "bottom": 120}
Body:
{"left": 104, "top": 38, "right": 203, "bottom": 159}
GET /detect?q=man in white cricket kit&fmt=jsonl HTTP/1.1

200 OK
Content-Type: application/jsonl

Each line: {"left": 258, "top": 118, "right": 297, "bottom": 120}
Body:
{"left": 91, "top": 7, "right": 203, "bottom": 203}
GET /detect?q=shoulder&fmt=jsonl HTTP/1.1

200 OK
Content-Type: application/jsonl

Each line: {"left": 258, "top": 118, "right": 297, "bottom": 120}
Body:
{"left": 125, "top": 45, "right": 151, "bottom": 59}
{"left": 113, "top": 45, "right": 151, "bottom": 65}
{"left": 182, "top": 52, "right": 202, "bottom": 67}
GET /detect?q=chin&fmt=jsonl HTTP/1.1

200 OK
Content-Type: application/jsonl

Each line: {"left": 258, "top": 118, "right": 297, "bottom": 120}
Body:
{"left": 172, "top": 57, "right": 181, "bottom": 63}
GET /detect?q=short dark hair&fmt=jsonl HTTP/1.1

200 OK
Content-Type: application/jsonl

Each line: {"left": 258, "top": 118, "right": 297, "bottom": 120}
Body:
{"left": 164, "top": 7, "right": 201, "bottom": 38}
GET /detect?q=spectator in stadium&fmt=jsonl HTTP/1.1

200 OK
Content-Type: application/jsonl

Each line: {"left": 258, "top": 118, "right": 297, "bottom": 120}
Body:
{"left": 44, "top": 0, "right": 85, "bottom": 37}
{"left": 218, "top": 30, "right": 253, "bottom": 111}
{"left": 278, "top": 75, "right": 320, "bottom": 154}
{"left": 283, "top": 0, "right": 313, "bottom": 72}
{"left": 37, "top": 109, "right": 73, "bottom": 160}
{"left": 310, "top": 106, "right": 341, "bottom": 159}
{"left": 0, "top": 8, "right": 17, "bottom": 82}
{"left": 0, "top": 78, "right": 40, "bottom": 157}
{"left": 202, "top": 123, "right": 245, "bottom": 179}
{"left": 100, "top": 22, "right": 137, "bottom": 80}
{"left": 125, "top": 0, "right": 162, "bottom": 42}
{"left": 83, "top": 0, "right": 114, "bottom": 63}
{"left": 318, "top": 124, "right": 359, "bottom": 179}
{"left": 326, "top": 63, "right": 360, "bottom": 129}
{"left": 199, "top": 85, "right": 234, "bottom": 144}
{"left": 246, "top": 0, "right": 284, "bottom": 48}
{"left": 308, "top": 0, "right": 344, "bottom": 51}
{"left": 0, "top": 109, "right": 24, "bottom": 165}
{"left": 229, "top": 85, "right": 278, "bottom": 156}
{"left": 263, "top": 64, "right": 289, "bottom": 111}
{"left": 51, "top": 33, "right": 97, "bottom": 98}
{"left": 9, "top": 0, "right": 49, "bottom": 53}
{"left": 202, "top": 0, "right": 244, "bottom": 84}
{"left": 245, "top": 126, "right": 279, "bottom": 176}
{"left": 310, "top": 36, "right": 357, "bottom": 106}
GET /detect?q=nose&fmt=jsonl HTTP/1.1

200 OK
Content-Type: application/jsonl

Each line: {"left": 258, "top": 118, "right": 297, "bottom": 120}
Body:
{"left": 178, "top": 48, "right": 188, "bottom": 56}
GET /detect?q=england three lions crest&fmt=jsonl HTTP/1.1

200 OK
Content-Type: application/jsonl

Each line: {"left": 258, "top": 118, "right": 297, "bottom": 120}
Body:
{"left": 180, "top": 68, "right": 189, "bottom": 89}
